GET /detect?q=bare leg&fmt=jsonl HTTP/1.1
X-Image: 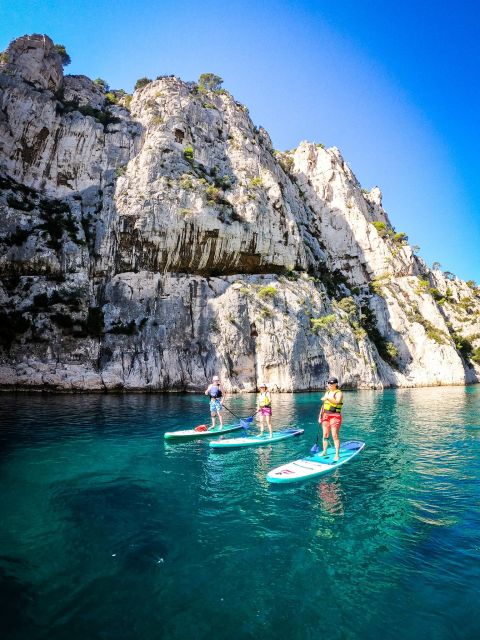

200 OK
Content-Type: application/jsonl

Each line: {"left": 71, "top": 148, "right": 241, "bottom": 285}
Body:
{"left": 321, "top": 422, "right": 330, "bottom": 456}
{"left": 259, "top": 415, "right": 264, "bottom": 436}
{"left": 332, "top": 425, "right": 340, "bottom": 461}
{"left": 218, "top": 411, "right": 223, "bottom": 429}
{"left": 266, "top": 415, "right": 272, "bottom": 437}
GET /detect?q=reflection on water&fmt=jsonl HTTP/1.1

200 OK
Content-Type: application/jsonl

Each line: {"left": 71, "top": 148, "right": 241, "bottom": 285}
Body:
{"left": 317, "top": 479, "right": 344, "bottom": 516}
{"left": 0, "top": 386, "right": 479, "bottom": 640}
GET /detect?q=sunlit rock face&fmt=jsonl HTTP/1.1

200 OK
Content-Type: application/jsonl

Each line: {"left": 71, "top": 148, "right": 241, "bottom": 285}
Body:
{"left": 1, "top": 34, "right": 479, "bottom": 391}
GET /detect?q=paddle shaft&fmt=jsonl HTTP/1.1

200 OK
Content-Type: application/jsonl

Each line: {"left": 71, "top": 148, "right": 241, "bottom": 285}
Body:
{"left": 222, "top": 404, "right": 260, "bottom": 421}
{"left": 311, "top": 407, "right": 325, "bottom": 452}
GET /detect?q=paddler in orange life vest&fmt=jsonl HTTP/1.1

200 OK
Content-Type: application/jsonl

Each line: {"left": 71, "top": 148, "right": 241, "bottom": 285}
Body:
{"left": 319, "top": 376, "right": 343, "bottom": 461}
{"left": 205, "top": 375, "right": 225, "bottom": 430}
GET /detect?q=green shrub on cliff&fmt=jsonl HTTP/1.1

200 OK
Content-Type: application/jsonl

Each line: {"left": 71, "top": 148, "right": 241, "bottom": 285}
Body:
{"left": 257, "top": 285, "right": 277, "bottom": 300}
{"left": 371, "top": 221, "right": 387, "bottom": 236}
{"left": 248, "top": 176, "right": 262, "bottom": 188}
{"left": 205, "top": 185, "right": 221, "bottom": 203}
{"left": 183, "top": 146, "right": 194, "bottom": 162}
{"left": 54, "top": 44, "right": 71, "bottom": 66}
{"left": 94, "top": 78, "right": 109, "bottom": 92}
{"left": 337, "top": 296, "right": 357, "bottom": 318}
{"left": 134, "top": 77, "right": 152, "bottom": 91}
{"left": 451, "top": 332, "right": 474, "bottom": 359}
{"left": 198, "top": 73, "right": 223, "bottom": 92}
{"left": 105, "top": 92, "right": 119, "bottom": 105}
{"left": 393, "top": 232, "right": 408, "bottom": 245}
{"left": 385, "top": 341, "right": 399, "bottom": 360}
{"left": 311, "top": 314, "right": 336, "bottom": 333}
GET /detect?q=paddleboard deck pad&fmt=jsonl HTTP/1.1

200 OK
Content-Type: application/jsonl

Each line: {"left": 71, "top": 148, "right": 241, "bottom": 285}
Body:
{"left": 209, "top": 428, "right": 304, "bottom": 449}
{"left": 164, "top": 424, "right": 244, "bottom": 440}
{"left": 266, "top": 440, "right": 365, "bottom": 483}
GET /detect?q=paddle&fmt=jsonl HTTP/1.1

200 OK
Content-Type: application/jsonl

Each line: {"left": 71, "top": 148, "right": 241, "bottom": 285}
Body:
{"left": 311, "top": 408, "right": 324, "bottom": 453}
{"left": 222, "top": 405, "right": 260, "bottom": 432}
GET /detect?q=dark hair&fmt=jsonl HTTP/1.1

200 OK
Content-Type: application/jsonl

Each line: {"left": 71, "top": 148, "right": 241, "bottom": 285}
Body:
{"left": 327, "top": 377, "right": 338, "bottom": 384}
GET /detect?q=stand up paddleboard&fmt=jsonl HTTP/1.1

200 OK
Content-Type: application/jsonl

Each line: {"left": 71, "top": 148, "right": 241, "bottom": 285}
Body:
{"left": 209, "top": 428, "right": 304, "bottom": 449}
{"left": 164, "top": 424, "right": 244, "bottom": 441}
{"left": 266, "top": 440, "right": 365, "bottom": 484}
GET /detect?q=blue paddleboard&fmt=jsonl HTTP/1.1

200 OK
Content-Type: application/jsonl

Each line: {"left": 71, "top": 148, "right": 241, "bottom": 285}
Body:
{"left": 266, "top": 440, "right": 365, "bottom": 483}
{"left": 209, "top": 428, "right": 304, "bottom": 449}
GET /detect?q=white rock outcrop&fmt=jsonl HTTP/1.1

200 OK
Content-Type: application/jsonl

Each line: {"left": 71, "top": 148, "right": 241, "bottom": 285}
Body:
{"left": 0, "top": 34, "right": 479, "bottom": 391}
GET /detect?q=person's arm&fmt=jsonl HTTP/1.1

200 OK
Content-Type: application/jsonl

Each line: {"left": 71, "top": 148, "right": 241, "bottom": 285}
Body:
{"left": 319, "top": 393, "right": 325, "bottom": 421}
{"left": 205, "top": 384, "right": 211, "bottom": 396}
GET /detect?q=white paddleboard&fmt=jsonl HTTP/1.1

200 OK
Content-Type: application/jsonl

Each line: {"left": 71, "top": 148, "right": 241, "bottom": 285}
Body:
{"left": 266, "top": 440, "right": 365, "bottom": 483}
{"left": 164, "top": 423, "right": 243, "bottom": 441}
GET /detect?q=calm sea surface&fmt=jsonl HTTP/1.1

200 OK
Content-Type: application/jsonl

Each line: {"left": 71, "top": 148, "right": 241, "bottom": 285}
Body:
{"left": 1, "top": 386, "right": 479, "bottom": 640}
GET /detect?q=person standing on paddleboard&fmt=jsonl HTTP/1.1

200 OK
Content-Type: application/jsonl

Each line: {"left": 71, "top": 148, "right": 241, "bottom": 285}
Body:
{"left": 319, "top": 377, "right": 343, "bottom": 461}
{"left": 205, "top": 375, "right": 225, "bottom": 430}
{"left": 257, "top": 382, "right": 273, "bottom": 438}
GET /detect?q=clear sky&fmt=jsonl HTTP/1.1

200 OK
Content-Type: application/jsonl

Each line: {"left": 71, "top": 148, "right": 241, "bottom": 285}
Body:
{"left": 1, "top": 0, "right": 479, "bottom": 283}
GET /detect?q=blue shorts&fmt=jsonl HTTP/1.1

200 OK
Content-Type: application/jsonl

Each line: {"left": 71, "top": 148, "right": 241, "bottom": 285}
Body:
{"left": 210, "top": 399, "right": 222, "bottom": 414}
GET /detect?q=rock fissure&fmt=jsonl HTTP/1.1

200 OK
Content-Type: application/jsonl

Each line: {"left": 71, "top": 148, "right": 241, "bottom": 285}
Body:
{"left": 0, "top": 34, "right": 479, "bottom": 391}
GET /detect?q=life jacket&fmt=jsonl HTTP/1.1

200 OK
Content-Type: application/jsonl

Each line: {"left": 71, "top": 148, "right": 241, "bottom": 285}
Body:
{"left": 208, "top": 385, "right": 222, "bottom": 399}
{"left": 322, "top": 390, "right": 343, "bottom": 413}
{"left": 259, "top": 392, "right": 271, "bottom": 408}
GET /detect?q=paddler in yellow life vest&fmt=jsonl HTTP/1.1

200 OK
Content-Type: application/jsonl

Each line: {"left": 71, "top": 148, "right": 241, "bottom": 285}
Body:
{"left": 256, "top": 382, "right": 273, "bottom": 438}
{"left": 319, "top": 376, "right": 343, "bottom": 461}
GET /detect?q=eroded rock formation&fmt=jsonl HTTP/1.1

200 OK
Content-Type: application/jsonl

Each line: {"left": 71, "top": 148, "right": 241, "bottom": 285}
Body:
{"left": 1, "top": 34, "right": 479, "bottom": 391}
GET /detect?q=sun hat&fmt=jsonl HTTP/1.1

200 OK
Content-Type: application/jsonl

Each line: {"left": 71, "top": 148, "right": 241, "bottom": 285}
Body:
{"left": 258, "top": 382, "right": 268, "bottom": 388}
{"left": 327, "top": 377, "right": 338, "bottom": 384}
{"left": 212, "top": 375, "right": 220, "bottom": 381}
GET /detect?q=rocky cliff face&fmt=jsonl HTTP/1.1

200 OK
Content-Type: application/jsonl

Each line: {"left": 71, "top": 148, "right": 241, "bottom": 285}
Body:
{"left": 1, "top": 34, "right": 479, "bottom": 391}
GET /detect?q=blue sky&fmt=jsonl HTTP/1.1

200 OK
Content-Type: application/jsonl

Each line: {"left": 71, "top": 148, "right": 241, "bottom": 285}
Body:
{"left": 2, "top": 0, "right": 479, "bottom": 283}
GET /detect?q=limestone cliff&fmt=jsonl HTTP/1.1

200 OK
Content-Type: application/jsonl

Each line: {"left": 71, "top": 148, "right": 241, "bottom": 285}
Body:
{"left": 1, "top": 34, "right": 479, "bottom": 391}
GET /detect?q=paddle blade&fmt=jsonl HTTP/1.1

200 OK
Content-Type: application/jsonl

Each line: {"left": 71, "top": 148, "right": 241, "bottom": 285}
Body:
{"left": 240, "top": 419, "right": 251, "bottom": 430}
{"left": 310, "top": 443, "right": 320, "bottom": 453}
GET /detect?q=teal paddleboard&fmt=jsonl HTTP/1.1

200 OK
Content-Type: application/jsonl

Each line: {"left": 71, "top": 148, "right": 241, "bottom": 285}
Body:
{"left": 266, "top": 440, "right": 365, "bottom": 483}
{"left": 164, "top": 424, "right": 244, "bottom": 441}
{"left": 209, "top": 428, "right": 304, "bottom": 449}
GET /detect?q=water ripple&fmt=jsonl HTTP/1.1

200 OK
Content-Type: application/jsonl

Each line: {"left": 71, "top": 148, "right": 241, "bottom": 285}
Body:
{"left": 0, "top": 387, "right": 479, "bottom": 639}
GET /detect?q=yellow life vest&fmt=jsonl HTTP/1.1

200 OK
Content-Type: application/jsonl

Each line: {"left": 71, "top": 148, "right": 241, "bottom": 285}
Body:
{"left": 259, "top": 392, "right": 271, "bottom": 408}
{"left": 322, "top": 390, "right": 343, "bottom": 413}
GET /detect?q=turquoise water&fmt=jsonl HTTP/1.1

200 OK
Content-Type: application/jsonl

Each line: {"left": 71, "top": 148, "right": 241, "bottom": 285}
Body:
{"left": 1, "top": 387, "right": 480, "bottom": 640}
